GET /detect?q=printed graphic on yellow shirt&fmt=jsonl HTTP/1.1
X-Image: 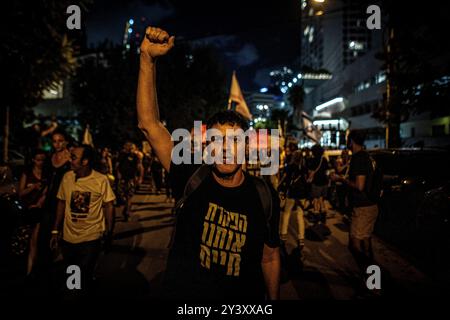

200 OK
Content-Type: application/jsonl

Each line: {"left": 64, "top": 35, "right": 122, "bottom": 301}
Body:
{"left": 70, "top": 191, "right": 91, "bottom": 219}
{"left": 200, "top": 202, "right": 247, "bottom": 276}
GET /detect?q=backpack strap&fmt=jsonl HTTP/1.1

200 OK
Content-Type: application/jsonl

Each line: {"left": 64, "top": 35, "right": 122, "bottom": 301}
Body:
{"left": 252, "top": 176, "right": 274, "bottom": 240}
{"left": 169, "top": 164, "right": 211, "bottom": 248}
{"left": 174, "top": 164, "right": 211, "bottom": 212}
{"left": 170, "top": 167, "right": 275, "bottom": 248}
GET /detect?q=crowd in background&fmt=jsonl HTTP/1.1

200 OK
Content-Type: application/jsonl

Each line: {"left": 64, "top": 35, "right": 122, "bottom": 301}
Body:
{"left": 1, "top": 117, "right": 376, "bottom": 298}
{"left": 1, "top": 125, "right": 171, "bottom": 290}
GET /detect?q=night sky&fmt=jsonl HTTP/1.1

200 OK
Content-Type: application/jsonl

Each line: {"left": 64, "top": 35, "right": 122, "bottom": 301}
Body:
{"left": 84, "top": 0, "right": 302, "bottom": 90}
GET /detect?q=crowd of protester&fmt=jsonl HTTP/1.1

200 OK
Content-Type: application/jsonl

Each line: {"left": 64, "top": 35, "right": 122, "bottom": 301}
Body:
{"left": 0, "top": 24, "right": 381, "bottom": 300}
{"left": 1, "top": 121, "right": 380, "bottom": 300}
{"left": 1, "top": 126, "right": 172, "bottom": 297}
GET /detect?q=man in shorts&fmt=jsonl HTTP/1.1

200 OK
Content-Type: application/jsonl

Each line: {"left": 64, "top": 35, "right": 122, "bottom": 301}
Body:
{"left": 332, "top": 130, "right": 378, "bottom": 275}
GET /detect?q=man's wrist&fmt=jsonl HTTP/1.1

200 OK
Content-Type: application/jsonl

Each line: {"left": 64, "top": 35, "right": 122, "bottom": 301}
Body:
{"left": 140, "top": 53, "right": 156, "bottom": 65}
{"left": 51, "top": 229, "right": 60, "bottom": 235}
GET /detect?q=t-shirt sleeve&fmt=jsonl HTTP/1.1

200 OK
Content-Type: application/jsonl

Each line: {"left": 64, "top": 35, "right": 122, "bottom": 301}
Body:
{"left": 102, "top": 176, "right": 116, "bottom": 203}
{"left": 352, "top": 154, "right": 370, "bottom": 177}
{"left": 56, "top": 173, "right": 67, "bottom": 201}
{"left": 265, "top": 183, "right": 281, "bottom": 248}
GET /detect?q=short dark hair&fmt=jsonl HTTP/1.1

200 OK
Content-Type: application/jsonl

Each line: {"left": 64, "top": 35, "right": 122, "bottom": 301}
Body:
{"left": 27, "top": 149, "right": 46, "bottom": 172}
{"left": 51, "top": 128, "right": 68, "bottom": 141}
{"left": 31, "top": 149, "right": 46, "bottom": 159}
{"left": 80, "top": 144, "right": 96, "bottom": 168}
{"left": 206, "top": 110, "right": 249, "bottom": 131}
{"left": 348, "top": 130, "right": 366, "bottom": 146}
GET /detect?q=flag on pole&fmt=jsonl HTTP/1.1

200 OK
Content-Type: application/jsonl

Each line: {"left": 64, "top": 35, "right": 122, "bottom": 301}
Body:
{"left": 82, "top": 124, "right": 94, "bottom": 147}
{"left": 301, "top": 111, "right": 322, "bottom": 143}
{"left": 277, "top": 120, "right": 285, "bottom": 148}
{"left": 228, "top": 71, "right": 252, "bottom": 120}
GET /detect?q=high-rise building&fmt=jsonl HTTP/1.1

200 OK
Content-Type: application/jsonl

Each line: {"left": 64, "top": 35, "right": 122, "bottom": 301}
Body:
{"left": 301, "top": 0, "right": 373, "bottom": 73}
{"left": 299, "top": 0, "right": 386, "bottom": 148}
{"left": 268, "top": 67, "right": 295, "bottom": 95}
{"left": 244, "top": 92, "right": 285, "bottom": 128}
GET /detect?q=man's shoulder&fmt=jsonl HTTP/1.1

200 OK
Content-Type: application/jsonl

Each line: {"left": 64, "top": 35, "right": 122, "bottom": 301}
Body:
{"left": 90, "top": 170, "right": 109, "bottom": 182}
{"left": 245, "top": 174, "right": 279, "bottom": 205}
{"left": 135, "top": 151, "right": 144, "bottom": 160}
{"left": 353, "top": 150, "right": 371, "bottom": 162}
{"left": 59, "top": 171, "right": 74, "bottom": 192}
{"left": 62, "top": 170, "right": 75, "bottom": 180}
{"left": 350, "top": 150, "right": 371, "bottom": 172}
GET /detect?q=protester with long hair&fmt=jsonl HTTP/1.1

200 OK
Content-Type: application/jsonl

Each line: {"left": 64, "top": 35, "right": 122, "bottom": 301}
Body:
{"left": 37, "top": 129, "right": 72, "bottom": 277}
{"left": 18, "top": 149, "right": 48, "bottom": 276}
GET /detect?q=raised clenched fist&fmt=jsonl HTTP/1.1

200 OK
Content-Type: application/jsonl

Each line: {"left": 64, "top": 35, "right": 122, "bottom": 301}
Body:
{"left": 140, "top": 26, "right": 175, "bottom": 60}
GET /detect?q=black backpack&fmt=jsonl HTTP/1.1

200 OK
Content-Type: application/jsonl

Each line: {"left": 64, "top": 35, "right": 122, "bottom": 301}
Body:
{"left": 169, "top": 165, "right": 275, "bottom": 248}
{"left": 366, "top": 156, "right": 383, "bottom": 203}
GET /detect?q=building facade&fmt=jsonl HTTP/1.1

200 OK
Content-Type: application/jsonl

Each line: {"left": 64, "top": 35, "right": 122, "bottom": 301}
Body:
{"left": 299, "top": 0, "right": 385, "bottom": 148}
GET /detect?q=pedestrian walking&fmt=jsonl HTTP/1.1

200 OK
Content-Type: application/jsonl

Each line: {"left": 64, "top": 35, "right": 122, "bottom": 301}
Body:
{"left": 50, "top": 145, "right": 115, "bottom": 296}
{"left": 137, "top": 26, "right": 281, "bottom": 300}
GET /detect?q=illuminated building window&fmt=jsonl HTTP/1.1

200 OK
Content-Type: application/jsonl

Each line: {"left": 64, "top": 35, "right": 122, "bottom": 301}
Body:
{"left": 304, "top": 25, "right": 310, "bottom": 36}
{"left": 375, "top": 71, "right": 386, "bottom": 84}
{"left": 348, "top": 41, "right": 364, "bottom": 51}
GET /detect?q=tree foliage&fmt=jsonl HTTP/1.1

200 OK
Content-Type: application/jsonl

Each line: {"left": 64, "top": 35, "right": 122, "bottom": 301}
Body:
{"left": 374, "top": 2, "right": 450, "bottom": 123}
{"left": 1, "top": 0, "right": 88, "bottom": 110}
{"left": 72, "top": 42, "right": 227, "bottom": 149}
{"left": 157, "top": 44, "right": 228, "bottom": 132}
{"left": 71, "top": 44, "right": 140, "bottom": 148}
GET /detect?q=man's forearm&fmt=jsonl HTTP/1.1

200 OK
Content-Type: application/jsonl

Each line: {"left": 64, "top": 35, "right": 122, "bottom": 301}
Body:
{"left": 136, "top": 54, "right": 174, "bottom": 172}
{"left": 137, "top": 55, "right": 159, "bottom": 132}
{"left": 104, "top": 202, "right": 115, "bottom": 234}
{"left": 53, "top": 200, "right": 65, "bottom": 231}
{"left": 262, "top": 253, "right": 281, "bottom": 300}
{"left": 139, "top": 164, "right": 144, "bottom": 180}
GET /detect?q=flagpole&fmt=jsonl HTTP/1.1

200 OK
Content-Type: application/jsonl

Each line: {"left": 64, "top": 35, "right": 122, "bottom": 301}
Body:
{"left": 227, "top": 71, "right": 236, "bottom": 110}
{"left": 3, "top": 106, "right": 9, "bottom": 164}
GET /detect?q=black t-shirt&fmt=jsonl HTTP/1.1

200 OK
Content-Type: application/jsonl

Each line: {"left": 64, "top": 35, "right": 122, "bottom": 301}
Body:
{"left": 117, "top": 152, "right": 139, "bottom": 180}
{"left": 308, "top": 157, "right": 329, "bottom": 186}
{"left": 348, "top": 150, "right": 374, "bottom": 207}
{"left": 165, "top": 163, "right": 280, "bottom": 300}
